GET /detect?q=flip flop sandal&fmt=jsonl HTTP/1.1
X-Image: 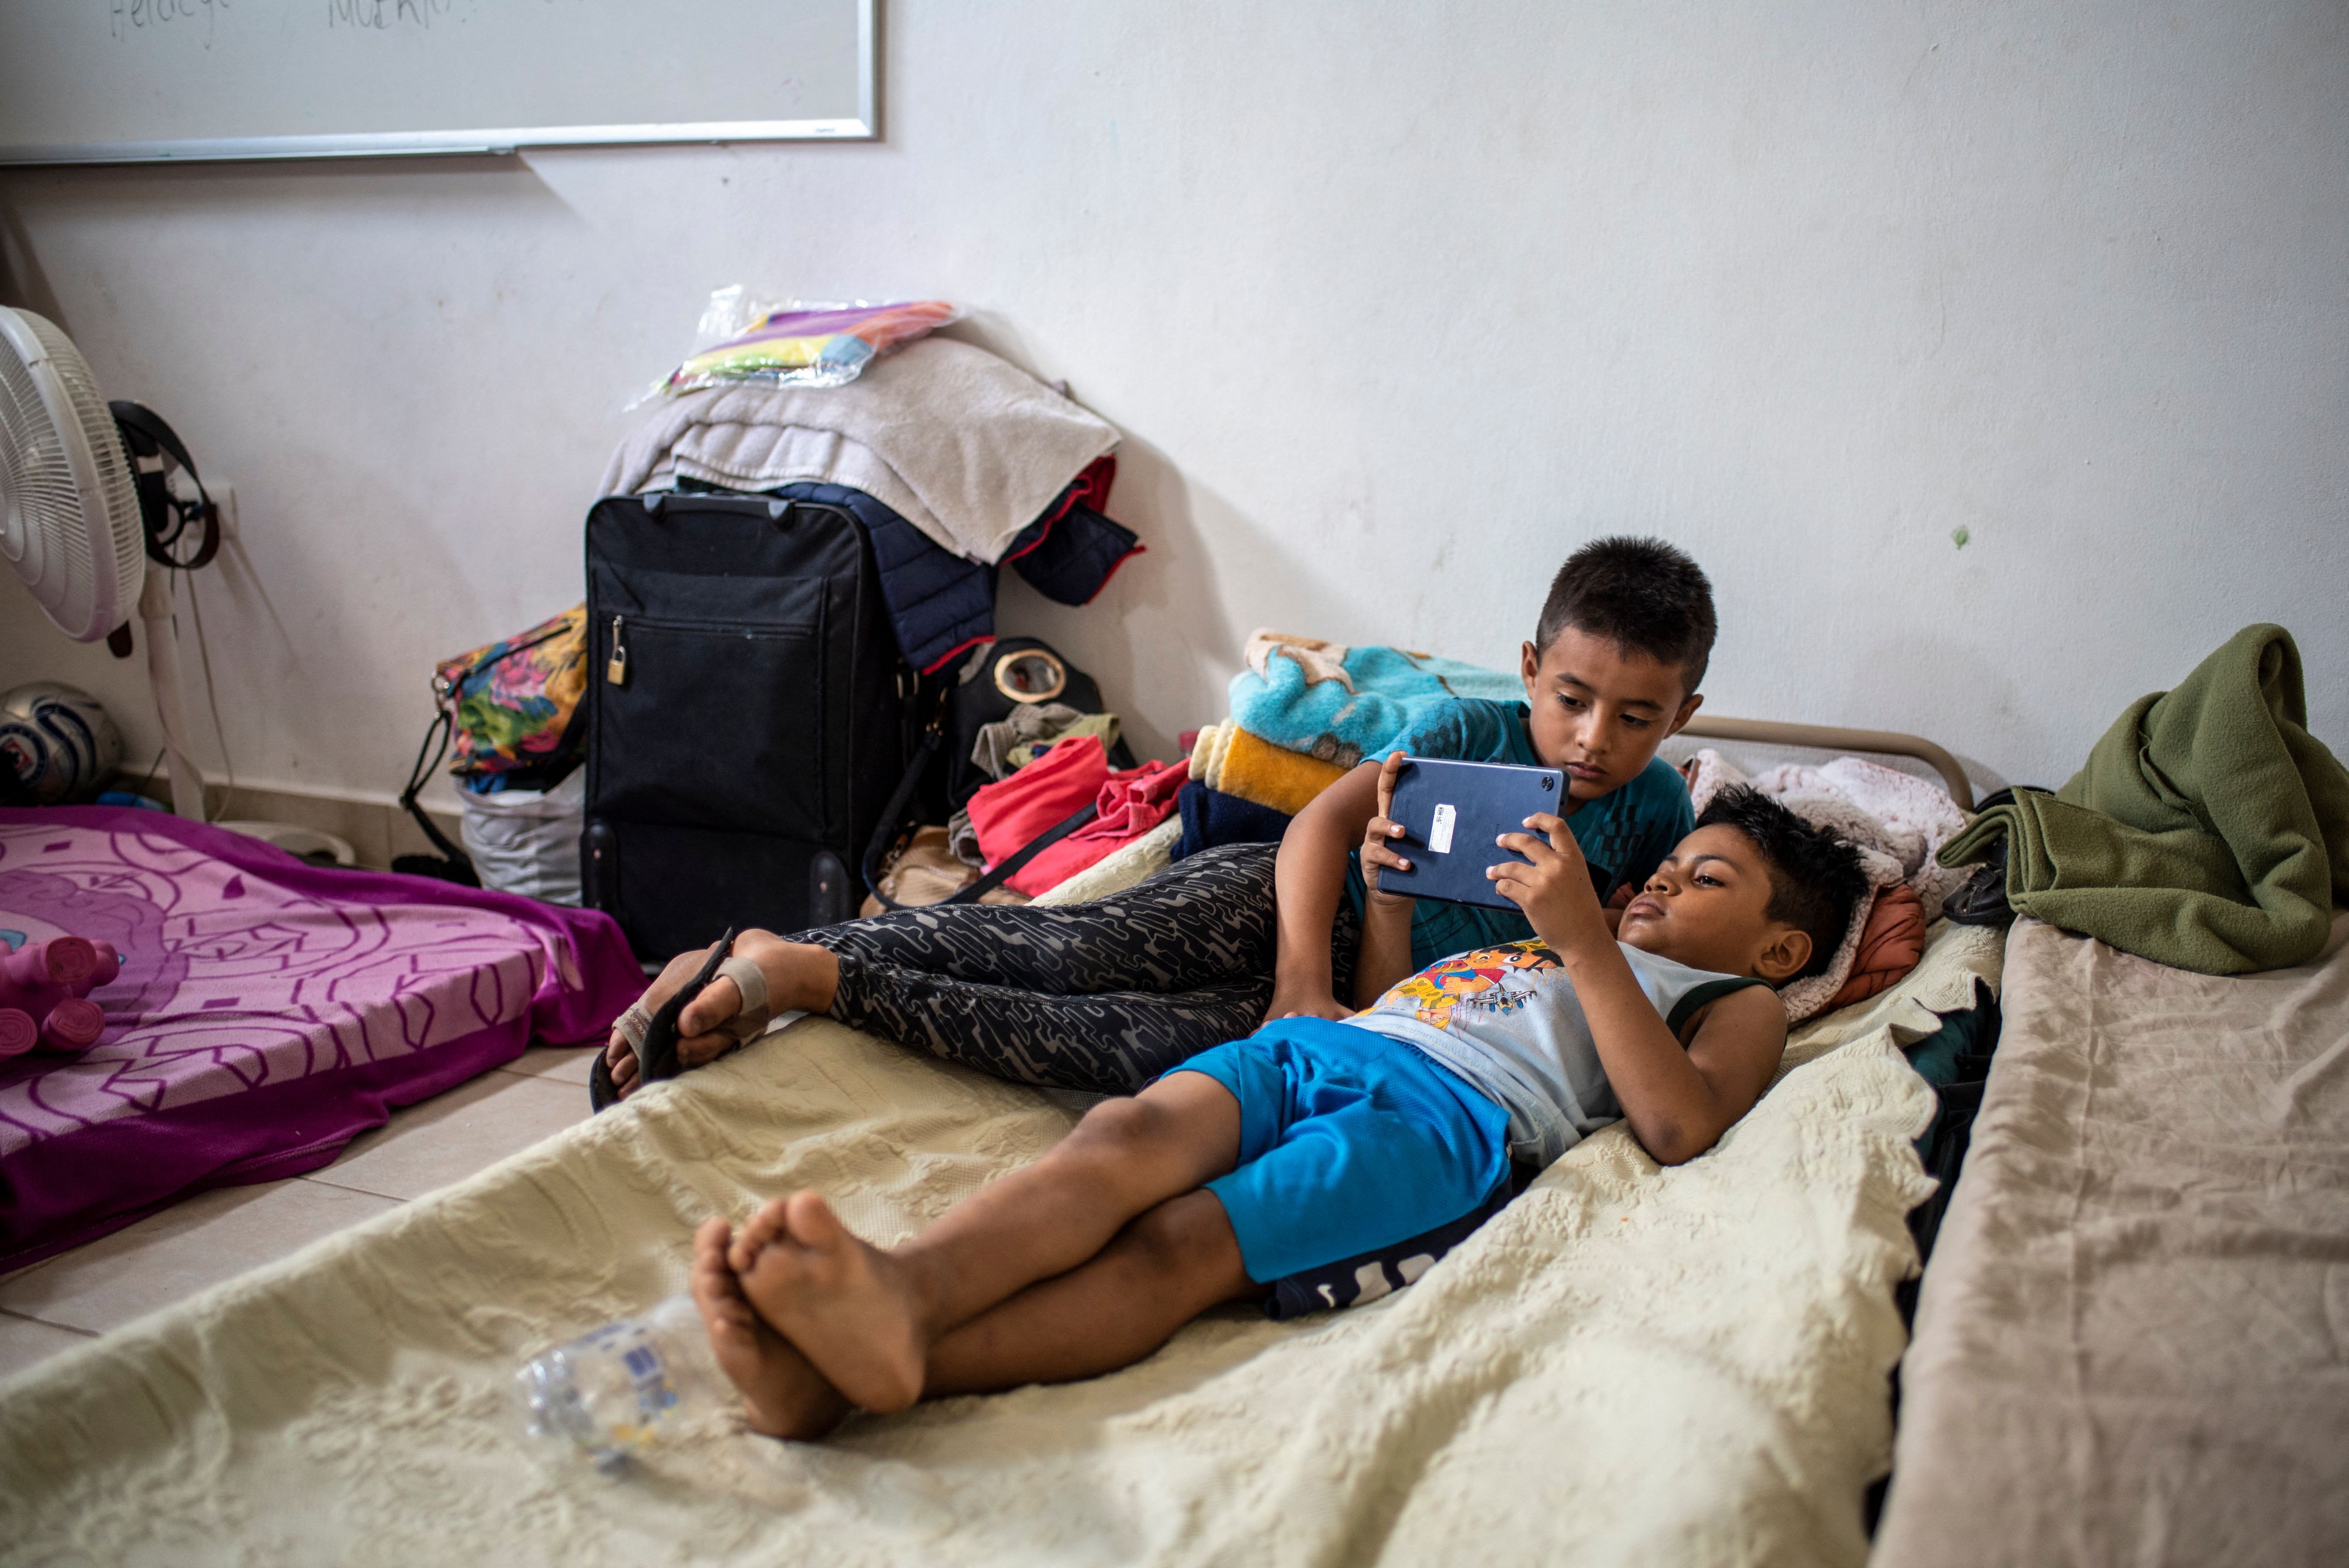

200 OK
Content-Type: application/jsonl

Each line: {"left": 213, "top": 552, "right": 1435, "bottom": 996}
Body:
{"left": 588, "top": 1003, "right": 648, "bottom": 1114}
{"left": 589, "top": 928, "right": 779, "bottom": 1112}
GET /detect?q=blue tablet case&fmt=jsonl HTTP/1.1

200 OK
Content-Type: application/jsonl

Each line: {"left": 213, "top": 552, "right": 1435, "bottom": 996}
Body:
{"left": 1379, "top": 758, "right": 1567, "bottom": 911}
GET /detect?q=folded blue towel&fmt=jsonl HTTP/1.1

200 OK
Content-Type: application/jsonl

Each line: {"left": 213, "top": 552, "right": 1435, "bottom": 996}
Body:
{"left": 1228, "top": 642, "right": 1520, "bottom": 769}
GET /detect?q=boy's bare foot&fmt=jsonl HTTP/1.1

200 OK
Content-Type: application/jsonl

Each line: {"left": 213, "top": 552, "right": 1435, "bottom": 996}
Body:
{"left": 604, "top": 934, "right": 841, "bottom": 1100}
{"left": 732, "top": 1192, "right": 928, "bottom": 1415}
{"left": 689, "top": 1217, "right": 852, "bottom": 1440}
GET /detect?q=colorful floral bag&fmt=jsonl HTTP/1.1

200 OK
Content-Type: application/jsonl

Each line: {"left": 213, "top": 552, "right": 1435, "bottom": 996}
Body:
{"left": 395, "top": 605, "right": 589, "bottom": 884}
{"left": 432, "top": 604, "right": 590, "bottom": 786}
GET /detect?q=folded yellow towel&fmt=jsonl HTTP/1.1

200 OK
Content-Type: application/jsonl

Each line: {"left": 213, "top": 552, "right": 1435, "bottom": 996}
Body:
{"left": 1201, "top": 722, "right": 1351, "bottom": 816}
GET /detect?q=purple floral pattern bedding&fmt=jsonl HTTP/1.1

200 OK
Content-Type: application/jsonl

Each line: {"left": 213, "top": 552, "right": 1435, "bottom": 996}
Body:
{"left": 0, "top": 807, "right": 642, "bottom": 1268}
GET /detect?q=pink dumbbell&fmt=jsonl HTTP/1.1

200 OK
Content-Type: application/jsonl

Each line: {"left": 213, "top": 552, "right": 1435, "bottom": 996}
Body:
{"left": 3, "top": 936, "right": 96, "bottom": 992}
{"left": 0, "top": 937, "right": 120, "bottom": 1058}
{"left": 39, "top": 998, "right": 107, "bottom": 1053}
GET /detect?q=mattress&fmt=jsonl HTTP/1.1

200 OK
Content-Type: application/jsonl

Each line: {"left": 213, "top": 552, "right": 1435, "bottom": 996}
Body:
{"left": 1875, "top": 913, "right": 2349, "bottom": 1566}
{"left": 0, "top": 894, "right": 2000, "bottom": 1566}
{"left": 0, "top": 807, "right": 641, "bottom": 1267}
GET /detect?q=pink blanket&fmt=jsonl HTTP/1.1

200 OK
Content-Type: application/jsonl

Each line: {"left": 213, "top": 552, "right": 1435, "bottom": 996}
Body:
{"left": 0, "top": 808, "right": 641, "bottom": 1268}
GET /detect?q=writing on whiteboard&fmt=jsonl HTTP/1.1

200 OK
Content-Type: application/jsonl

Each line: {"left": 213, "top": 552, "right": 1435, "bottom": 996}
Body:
{"left": 110, "top": 0, "right": 229, "bottom": 45}
{"left": 328, "top": 0, "right": 457, "bottom": 29}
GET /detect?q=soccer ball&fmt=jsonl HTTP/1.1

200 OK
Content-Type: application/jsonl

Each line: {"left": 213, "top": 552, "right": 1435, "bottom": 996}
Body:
{"left": 0, "top": 684, "right": 123, "bottom": 806}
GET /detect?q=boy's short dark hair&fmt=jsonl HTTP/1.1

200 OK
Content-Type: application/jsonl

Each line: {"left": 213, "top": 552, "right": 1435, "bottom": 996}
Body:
{"left": 1535, "top": 537, "right": 1718, "bottom": 694}
{"left": 1695, "top": 786, "right": 1869, "bottom": 980}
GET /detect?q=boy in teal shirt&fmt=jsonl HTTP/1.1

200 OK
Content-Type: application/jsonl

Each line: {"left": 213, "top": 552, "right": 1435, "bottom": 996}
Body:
{"left": 1270, "top": 536, "right": 1712, "bottom": 1016}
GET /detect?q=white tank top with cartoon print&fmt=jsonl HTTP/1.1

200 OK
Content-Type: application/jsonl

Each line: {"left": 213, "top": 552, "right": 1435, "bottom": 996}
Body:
{"left": 1347, "top": 939, "right": 1761, "bottom": 1167}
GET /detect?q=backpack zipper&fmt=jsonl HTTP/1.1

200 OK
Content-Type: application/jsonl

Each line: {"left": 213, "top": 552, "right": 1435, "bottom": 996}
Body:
{"left": 602, "top": 609, "right": 820, "bottom": 690}
{"left": 432, "top": 619, "right": 576, "bottom": 707}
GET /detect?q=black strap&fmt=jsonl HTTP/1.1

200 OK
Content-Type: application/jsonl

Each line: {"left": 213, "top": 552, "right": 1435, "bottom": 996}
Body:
{"left": 1665, "top": 976, "right": 1771, "bottom": 1037}
{"left": 110, "top": 401, "right": 221, "bottom": 571}
{"left": 944, "top": 803, "right": 1099, "bottom": 904}
{"left": 395, "top": 708, "right": 475, "bottom": 873}
{"left": 860, "top": 719, "right": 1103, "bottom": 911}
{"left": 396, "top": 625, "right": 563, "bottom": 870}
{"left": 861, "top": 722, "right": 948, "bottom": 909}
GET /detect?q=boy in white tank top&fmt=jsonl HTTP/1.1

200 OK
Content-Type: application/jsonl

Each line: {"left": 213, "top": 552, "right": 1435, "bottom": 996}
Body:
{"left": 682, "top": 786, "right": 1869, "bottom": 1439}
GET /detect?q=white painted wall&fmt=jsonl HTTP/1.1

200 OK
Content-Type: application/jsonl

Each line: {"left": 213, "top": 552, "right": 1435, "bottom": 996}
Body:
{"left": 4, "top": 0, "right": 2344, "bottom": 813}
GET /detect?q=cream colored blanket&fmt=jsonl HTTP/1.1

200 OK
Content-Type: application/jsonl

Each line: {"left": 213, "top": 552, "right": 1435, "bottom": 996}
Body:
{"left": 599, "top": 337, "right": 1120, "bottom": 564}
{"left": 0, "top": 914, "right": 2000, "bottom": 1568}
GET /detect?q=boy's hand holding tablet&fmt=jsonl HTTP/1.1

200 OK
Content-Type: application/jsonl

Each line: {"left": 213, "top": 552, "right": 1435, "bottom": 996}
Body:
{"left": 1357, "top": 752, "right": 1618, "bottom": 999}
{"left": 1357, "top": 751, "right": 1422, "bottom": 911}
{"left": 1371, "top": 755, "right": 1571, "bottom": 910}
{"left": 1488, "top": 811, "right": 1611, "bottom": 953}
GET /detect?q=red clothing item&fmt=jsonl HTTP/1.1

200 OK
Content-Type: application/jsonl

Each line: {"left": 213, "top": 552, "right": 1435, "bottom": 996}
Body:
{"left": 968, "top": 734, "right": 1112, "bottom": 867}
{"left": 1090, "top": 753, "right": 1189, "bottom": 837}
{"left": 965, "top": 735, "right": 1192, "bottom": 897}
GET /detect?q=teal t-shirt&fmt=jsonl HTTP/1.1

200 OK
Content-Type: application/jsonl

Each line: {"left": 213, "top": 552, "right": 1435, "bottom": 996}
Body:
{"left": 1344, "top": 698, "right": 1697, "bottom": 970}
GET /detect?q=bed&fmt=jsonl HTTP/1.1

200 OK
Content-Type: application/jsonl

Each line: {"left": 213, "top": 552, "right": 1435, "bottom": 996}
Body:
{"left": 0, "top": 807, "right": 642, "bottom": 1269}
{"left": 1873, "top": 912, "right": 2349, "bottom": 1566}
{"left": 0, "top": 729, "right": 2002, "bottom": 1567}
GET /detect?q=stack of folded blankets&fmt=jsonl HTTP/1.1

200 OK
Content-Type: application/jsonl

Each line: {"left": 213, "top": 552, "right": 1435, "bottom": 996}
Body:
{"left": 1177, "top": 631, "right": 1523, "bottom": 852}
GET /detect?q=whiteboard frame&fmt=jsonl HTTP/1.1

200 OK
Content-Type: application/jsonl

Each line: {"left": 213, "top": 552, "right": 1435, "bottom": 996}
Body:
{"left": 0, "top": 0, "right": 877, "bottom": 166}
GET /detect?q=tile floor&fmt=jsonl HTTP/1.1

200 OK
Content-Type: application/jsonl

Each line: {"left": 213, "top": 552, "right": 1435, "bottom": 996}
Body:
{"left": 0, "top": 1043, "right": 600, "bottom": 1380}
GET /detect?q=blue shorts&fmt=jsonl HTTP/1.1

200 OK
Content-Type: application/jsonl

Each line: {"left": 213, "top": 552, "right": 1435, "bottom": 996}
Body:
{"left": 1165, "top": 1017, "right": 1512, "bottom": 1288}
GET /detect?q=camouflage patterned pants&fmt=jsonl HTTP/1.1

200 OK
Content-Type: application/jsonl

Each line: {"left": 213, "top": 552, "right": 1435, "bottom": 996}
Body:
{"left": 808, "top": 843, "right": 1359, "bottom": 1094}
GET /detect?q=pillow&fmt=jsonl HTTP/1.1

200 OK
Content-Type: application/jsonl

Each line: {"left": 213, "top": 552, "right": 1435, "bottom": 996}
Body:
{"left": 1823, "top": 884, "right": 1929, "bottom": 1012}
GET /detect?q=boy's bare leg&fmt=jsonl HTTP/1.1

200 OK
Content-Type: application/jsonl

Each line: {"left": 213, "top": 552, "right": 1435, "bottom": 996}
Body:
{"left": 687, "top": 1217, "right": 852, "bottom": 1439}
{"left": 604, "top": 931, "right": 840, "bottom": 1098}
{"left": 919, "top": 1189, "right": 1257, "bottom": 1396}
{"left": 696, "top": 1193, "right": 1249, "bottom": 1439}
{"left": 731, "top": 1072, "right": 1243, "bottom": 1413}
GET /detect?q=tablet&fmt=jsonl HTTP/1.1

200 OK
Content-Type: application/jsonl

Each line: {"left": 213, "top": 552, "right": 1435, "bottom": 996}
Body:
{"left": 1378, "top": 756, "right": 1568, "bottom": 911}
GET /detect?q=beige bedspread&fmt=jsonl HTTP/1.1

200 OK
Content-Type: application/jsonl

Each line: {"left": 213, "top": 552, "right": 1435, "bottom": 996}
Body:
{"left": 0, "top": 921, "right": 2000, "bottom": 1568}
{"left": 1875, "top": 913, "right": 2349, "bottom": 1567}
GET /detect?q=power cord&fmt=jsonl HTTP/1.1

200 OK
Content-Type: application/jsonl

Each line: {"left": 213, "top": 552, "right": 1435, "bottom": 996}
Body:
{"left": 176, "top": 564, "right": 237, "bottom": 817}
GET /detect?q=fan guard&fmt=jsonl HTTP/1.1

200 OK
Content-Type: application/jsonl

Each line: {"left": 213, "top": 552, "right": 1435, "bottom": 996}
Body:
{"left": 0, "top": 305, "right": 146, "bottom": 641}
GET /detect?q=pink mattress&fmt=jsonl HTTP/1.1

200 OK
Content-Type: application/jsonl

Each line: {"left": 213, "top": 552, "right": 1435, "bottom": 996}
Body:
{"left": 0, "top": 807, "right": 641, "bottom": 1268}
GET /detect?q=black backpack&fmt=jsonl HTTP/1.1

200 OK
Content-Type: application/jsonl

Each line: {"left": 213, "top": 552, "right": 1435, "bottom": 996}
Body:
{"left": 580, "top": 491, "right": 918, "bottom": 959}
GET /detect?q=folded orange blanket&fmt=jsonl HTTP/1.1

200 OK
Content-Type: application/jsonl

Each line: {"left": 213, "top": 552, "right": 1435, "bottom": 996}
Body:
{"left": 1823, "top": 884, "right": 1930, "bottom": 1012}
{"left": 1216, "top": 725, "right": 1350, "bottom": 816}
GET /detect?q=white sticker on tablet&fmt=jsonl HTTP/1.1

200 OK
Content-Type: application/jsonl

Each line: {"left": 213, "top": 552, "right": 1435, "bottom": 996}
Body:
{"left": 1429, "top": 803, "right": 1456, "bottom": 855}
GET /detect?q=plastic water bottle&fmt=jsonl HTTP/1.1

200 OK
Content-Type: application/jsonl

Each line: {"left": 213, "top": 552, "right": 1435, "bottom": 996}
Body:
{"left": 514, "top": 1293, "right": 726, "bottom": 1469}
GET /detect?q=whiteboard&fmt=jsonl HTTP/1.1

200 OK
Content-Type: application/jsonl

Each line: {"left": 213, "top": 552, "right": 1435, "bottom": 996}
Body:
{"left": 0, "top": 0, "right": 877, "bottom": 164}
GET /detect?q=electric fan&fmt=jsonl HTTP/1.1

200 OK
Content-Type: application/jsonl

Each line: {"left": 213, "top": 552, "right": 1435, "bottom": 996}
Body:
{"left": 0, "top": 305, "right": 204, "bottom": 818}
